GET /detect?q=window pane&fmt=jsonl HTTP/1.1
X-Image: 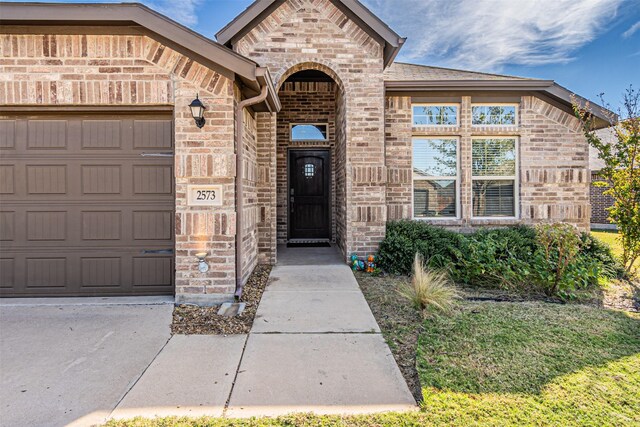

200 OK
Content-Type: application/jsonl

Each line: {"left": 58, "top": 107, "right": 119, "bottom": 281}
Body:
{"left": 291, "top": 124, "right": 328, "bottom": 141}
{"left": 472, "top": 106, "right": 516, "bottom": 125}
{"left": 413, "top": 106, "right": 458, "bottom": 125}
{"left": 414, "top": 180, "right": 456, "bottom": 217}
{"left": 472, "top": 138, "right": 516, "bottom": 176}
{"left": 473, "top": 180, "right": 515, "bottom": 217}
{"left": 413, "top": 138, "right": 457, "bottom": 177}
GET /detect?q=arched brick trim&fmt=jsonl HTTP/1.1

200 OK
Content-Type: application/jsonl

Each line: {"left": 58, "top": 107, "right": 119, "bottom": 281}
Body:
{"left": 275, "top": 60, "right": 347, "bottom": 95}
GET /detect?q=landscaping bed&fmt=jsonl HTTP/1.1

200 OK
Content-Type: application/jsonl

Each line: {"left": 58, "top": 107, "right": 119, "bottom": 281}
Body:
{"left": 171, "top": 265, "right": 272, "bottom": 335}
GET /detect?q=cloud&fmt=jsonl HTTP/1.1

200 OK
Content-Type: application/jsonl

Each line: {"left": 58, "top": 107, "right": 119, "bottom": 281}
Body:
{"left": 623, "top": 21, "right": 640, "bottom": 38}
{"left": 131, "top": 0, "right": 204, "bottom": 26}
{"left": 364, "top": 0, "right": 621, "bottom": 71}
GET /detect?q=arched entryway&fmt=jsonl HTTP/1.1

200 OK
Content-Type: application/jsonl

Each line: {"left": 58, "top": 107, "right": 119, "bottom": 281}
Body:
{"left": 275, "top": 65, "right": 348, "bottom": 257}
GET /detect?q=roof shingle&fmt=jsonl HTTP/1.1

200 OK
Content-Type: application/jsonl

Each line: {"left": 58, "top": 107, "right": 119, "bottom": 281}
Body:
{"left": 384, "top": 62, "right": 532, "bottom": 81}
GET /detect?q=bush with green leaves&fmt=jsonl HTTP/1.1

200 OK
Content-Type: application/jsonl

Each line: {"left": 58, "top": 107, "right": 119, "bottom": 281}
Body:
{"left": 377, "top": 220, "right": 623, "bottom": 299}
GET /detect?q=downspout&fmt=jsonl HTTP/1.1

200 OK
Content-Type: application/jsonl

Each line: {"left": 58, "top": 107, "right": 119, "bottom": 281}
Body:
{"left": 234, "top": 83, "right": 269, "bottom": 300}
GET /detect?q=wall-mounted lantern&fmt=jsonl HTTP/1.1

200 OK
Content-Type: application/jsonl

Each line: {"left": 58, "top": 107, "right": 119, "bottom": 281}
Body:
{"left": 189, "top": 95, "right": 206, "bottom": 128}
{"left": 195, "top": 252, "right": 209, "bottom": 273}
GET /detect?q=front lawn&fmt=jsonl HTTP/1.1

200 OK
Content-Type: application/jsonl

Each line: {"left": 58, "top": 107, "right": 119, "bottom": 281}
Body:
{"left": 417, "top": 301, "right": 640, "bottom": 426}
{"left": 592, "top": 230, "right": 639, "bottom": 273}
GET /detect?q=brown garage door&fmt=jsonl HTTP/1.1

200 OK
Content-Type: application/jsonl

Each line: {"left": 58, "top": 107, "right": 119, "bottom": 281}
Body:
{"left": 0, "top": 111, "right": 175, "bottom": 297}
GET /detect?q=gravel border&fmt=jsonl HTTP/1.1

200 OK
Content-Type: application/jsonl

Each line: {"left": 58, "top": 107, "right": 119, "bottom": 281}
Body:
{"left": 171, "top": 265, "right": 272, "bottom": 335}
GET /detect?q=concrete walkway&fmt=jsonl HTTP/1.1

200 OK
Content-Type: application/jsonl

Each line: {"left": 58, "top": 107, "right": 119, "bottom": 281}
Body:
{"left": 226, "top": 245, "right": 416, "bottom": 417}
{"left": 113, "top": 245, "right": 415, "bottom": 420}
{"left": 2, "top": 246, "right": 415, "bottom": 425}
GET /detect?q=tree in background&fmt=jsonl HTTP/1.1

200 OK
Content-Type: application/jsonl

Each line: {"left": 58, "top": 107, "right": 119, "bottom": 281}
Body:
{"left": 574, "top": 87, "right": 639, "bottom": 273}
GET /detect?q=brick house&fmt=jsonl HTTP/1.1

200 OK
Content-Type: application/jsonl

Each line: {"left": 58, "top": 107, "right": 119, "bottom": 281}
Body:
{"left": 0, "top": 0, "right": 611, "bottom": 304}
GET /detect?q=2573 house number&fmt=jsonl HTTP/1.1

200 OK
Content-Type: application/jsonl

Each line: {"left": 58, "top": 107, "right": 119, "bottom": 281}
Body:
{"left": 195, "top": 190, "right": 217, "bottom": 201}
{"left": 188, "top": 185, "right": 223, "bottom": 206}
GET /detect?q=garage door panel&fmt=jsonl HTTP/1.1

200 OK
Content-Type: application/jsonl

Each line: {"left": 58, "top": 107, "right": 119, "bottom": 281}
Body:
{"left": 134, "top": 120, "right": 173, "bottom": 149}
{"left": 81, "top": 257, "right": 122, "bottom": 288}
{"left": 133, "top": 257, "right": 173, "bottom": 287}
{"left": 0, "top": 120, "right": 16, "bottom": 148}
{"left": 26, "top": 211, "right": 67, "bottom": 241}
{"left": 0, "top": 114, "right": 175, "bottom": 297}
{"left": 26, "top": 258, "right": 67, "bottom": 288}
{"left": 133, "top": 164, "right": 173, "bottom": 194}
{"left": 0, "top": 211, "right": 15, "bottom": 241}
{"left": 82, "top": 211, "right": 122, "bottom": 241}
{"left": 3, "top": 159, "right": 173, "bottom": 201}
{"left": 0, "top": 165, "right": 15, "bottom": 194}
{"left": 2, "top": 249, "right": 173, "bottom": 296}
{"left": 3, "top": 204, "right": 173, "bottom": 249}
{"left": 27, "top": 120, "right": 68, "bottom": 149}
{"left": 81, "top": 165, "right": 122, "bottom": 194}
{"left": 0, "top": 258, "right": 14, "bottom": 288}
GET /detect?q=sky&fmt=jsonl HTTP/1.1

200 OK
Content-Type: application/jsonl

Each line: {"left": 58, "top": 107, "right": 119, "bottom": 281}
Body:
{"left": 6, "top": 0, "right": 639, "bottom": 109}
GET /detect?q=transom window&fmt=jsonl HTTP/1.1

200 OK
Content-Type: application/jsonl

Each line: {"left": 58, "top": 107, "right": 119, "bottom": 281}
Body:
{"left": 413, "top": 138, "right": 459, "bottom": 218}
{"left": 290, "top": 123, "right": 328, "bottom": 141}
{"left": 472, "top": 105, "right": 517, "bottom": 125}
{"left": 472, "top": 137, "right": 518, "bottom": 217}
{"left": 412, "top": 104, "right": 459, "bottom": 126}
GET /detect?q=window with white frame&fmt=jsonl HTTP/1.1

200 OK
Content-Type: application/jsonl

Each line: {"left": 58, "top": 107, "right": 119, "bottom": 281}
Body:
{"left": 472, "top": 105, "right": 517, "bottom": 125}
{"left": 413, "top": 137, "right": 458, "bottom": 218}
{"left": 472, "top": 137, "right": 518, "bottom": 217}
{"left": 412, "top": 104, "right": 458, "bottom": 126}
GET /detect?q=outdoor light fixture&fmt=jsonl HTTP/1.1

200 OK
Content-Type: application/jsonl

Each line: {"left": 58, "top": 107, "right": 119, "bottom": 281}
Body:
{"left": 195, "top": 252, "right": 209, "bottom": 273}
{"left": 189, "top": 94, "right": 206, "bottom": 128}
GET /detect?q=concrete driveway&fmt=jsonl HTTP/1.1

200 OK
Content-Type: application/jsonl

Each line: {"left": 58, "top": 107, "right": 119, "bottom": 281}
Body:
{"left": 0, "top": 299, "right": 173, "bottom": 427}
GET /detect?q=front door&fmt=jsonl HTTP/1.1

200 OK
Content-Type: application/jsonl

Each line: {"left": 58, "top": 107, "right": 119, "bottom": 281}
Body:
{"left": 289, "top": 149, "right": 331, "bottom": 240}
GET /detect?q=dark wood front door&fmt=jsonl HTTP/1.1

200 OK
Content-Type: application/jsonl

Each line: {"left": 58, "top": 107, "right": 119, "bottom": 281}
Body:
{"left": 289, "top": 149, "right": 331, "bottom": 240}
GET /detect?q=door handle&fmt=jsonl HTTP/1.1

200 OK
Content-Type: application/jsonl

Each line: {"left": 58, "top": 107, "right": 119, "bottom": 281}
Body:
{"left": 141, "top": 249, "right": 174, "bottom": 255}
{"left": 290, "top": 196, "right": 294, "bottom": 213}
{"left": 141, "top": 152, "right": 173, "bottom": 157}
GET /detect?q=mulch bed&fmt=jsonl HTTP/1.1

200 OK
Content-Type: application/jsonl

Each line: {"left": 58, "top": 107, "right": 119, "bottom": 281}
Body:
{"left": 171, "top": 265, "right": 272, "bottom": 335}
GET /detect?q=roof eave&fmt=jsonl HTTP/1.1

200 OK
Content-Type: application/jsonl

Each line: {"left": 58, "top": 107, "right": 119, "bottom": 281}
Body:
{"left": 0, "top": 2, "right": 259, "bottom": 82}
{"left": 385, "top": 79, "right": 615, "bottom": 129}
{"left": 384, "top": 79, "right": 556, "bottom": 91}
{"left": 216, "top": 0, "right": 405, "bottom": 68}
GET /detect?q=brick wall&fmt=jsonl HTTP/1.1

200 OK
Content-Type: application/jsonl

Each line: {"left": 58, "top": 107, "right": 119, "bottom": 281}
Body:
{"left": 256, "top": 112, "right": 278, "bottom": 264}
{"left": 590, "top": 172, "right": 614, "bottom": 224}
{"left": 233, "top": 0, "right": 386, "bottom": 258}
{"left": 384, "top": 94, "right": 591, "bottom": 230}
{"left": 276, "top": 81, "right": 337, "bottom": 243}
{"left": 520, "top": 96, "right": 590, "bottom": 229}
{"left": 240, "top": 104, "right": 259, "bottom": 283}
{"left": 385, "top": 96, "right": 413, "bottom": 221}
{"left": 0, "top": 33, "right": 240, "bottom": 302}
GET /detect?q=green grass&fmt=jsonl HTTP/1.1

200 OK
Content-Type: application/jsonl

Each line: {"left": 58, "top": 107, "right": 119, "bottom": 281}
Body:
{"left": 418, "top": 302, "right": 640, "bottom": 426}
{"left": 592, "top": 230, "right": 639, "bottom": 272}
{"left": 106, "top": 302, "right": 640, "bottom": 427}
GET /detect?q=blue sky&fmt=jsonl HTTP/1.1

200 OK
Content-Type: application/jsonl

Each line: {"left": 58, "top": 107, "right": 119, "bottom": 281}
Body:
{"left": 6, "top": 0, "right": 639, "bottom": 107}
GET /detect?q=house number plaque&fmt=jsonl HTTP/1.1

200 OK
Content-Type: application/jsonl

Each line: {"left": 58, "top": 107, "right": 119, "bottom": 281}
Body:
{"left": 187, "top": 185, "right": 223, "bottom": 207}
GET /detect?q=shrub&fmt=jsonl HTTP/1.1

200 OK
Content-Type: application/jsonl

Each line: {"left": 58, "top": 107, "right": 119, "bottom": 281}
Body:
{"left": 378, "top": 221, "right": 621, "bottom": 299}
{"left": 532, "top": 223, "right": 583, "bottom": 298}
{"left": 455, "top": 227, "right": 537, "bottom": 289}
{"left": 397, "top": 253, "right": 460, "bottom": 317}
{"left": 377, "top": 220, "right": 466, "bottom": 275}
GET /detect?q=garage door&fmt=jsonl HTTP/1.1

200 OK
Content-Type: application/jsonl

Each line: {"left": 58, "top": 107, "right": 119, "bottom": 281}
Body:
{"left": 0, "top": 111, "right": 175, "bottom": 297}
